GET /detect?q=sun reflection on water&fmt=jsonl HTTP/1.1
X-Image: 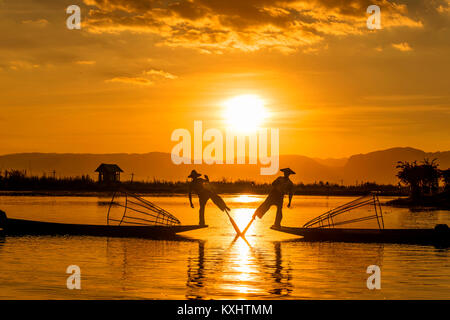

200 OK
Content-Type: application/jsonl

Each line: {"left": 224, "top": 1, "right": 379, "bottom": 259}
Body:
{"left": 230, "top": 195, "right": 261, "bottom": 204}
{"left": 219, "top": 238, "right": 265, "bottom": 297}
{"left": 217, "top": 195, "right": 268, "bottom": 297}
{"left": 231, "top": 208, "right": 254, "bottom": 233}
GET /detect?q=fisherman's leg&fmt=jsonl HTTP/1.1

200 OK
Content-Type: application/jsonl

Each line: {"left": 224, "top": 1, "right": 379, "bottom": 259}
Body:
{"left": 274, "top": 205, "right": 283, "bottom": 227}
{"left": 198, "top": 197, "right": 208, "bottom": 226}
{"left": 274, "top": 198, "right": 284, "bottom": 227}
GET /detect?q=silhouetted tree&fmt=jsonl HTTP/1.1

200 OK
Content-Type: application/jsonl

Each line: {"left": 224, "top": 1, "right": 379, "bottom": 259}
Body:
{"left": 396, "top": 159, "right": 441, "bottom": 199}
{"left": 396, "top": 161, "right": 422, "bottom": 199}
{"left": 420, "top": 158, "right": 440, "bottom": 195}
{"left": 441, "top": 169, "right": 450, "bottom": 194}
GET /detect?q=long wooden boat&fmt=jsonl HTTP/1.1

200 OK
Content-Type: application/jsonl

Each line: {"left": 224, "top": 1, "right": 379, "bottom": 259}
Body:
{"left": 0, "top": 192, "right": 208, "bottom": 239}
{"left": 0, "top": 215, "right": 206, "bottom": 240}
{"left": 271, "top": 224, "right": 450, "bottom": 246}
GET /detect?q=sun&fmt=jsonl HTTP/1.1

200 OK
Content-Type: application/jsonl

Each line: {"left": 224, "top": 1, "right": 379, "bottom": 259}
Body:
{"left": 223, "top": 94, "right": 267, "bottom": 132}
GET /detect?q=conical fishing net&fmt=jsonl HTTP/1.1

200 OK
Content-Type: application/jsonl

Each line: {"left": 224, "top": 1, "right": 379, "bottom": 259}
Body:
{"left": 303, "top": 193, "right": 384, "bottom": 229}
{"left": 107, "top": 191, "right": 181, "bottom": 227}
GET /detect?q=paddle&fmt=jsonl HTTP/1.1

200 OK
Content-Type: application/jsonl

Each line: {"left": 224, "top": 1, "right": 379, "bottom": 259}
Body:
{"left": 224, "top": 209, "right": 242, "bottom": 236}
{"left": 241, "top": 214, "right": 257, "bottom": 237}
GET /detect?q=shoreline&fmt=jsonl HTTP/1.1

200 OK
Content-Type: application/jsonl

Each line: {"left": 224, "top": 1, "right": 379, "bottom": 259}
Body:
{"left": 0, "top": 190, "right": 403, "bottom": 198}
{"left": 0, "top": 191, "right": 183, "bottom": 197}
{"left": 385, "top": 196, "right": 450, "bottom": 210}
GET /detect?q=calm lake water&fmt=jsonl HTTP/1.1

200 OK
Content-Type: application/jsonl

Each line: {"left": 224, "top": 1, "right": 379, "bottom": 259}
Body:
{"left": 0, "top": 195, "right": 449, "bottom": 299}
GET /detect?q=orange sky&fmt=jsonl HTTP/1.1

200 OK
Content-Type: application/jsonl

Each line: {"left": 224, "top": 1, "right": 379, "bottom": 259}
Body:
{"left": 0, "top": 0, "right": 449, "bottom": 158}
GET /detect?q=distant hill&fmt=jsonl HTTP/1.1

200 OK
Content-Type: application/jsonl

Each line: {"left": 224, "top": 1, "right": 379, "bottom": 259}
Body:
{"left": 0, "top": 147, "right": 449, "bottom": 184}
{"left": 312, "top": 157, "right": 348, "bottom": 167}
{"left": 342, "top": 147, "right": 450, "bottom": 184}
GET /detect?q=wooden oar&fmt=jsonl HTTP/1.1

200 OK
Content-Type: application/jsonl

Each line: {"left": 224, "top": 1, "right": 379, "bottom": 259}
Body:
{"left": 224, "top": 210, "right": 242, "bottom": 236}
{"left": 241, "top": 214, "right": 257, "bottom": 237}
{"left": 232, "top": 232, "right": 252, "bottom": 247}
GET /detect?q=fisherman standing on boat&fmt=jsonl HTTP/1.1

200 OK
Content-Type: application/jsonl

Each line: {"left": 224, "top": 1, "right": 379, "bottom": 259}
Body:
{"left": 253, "top": 168, "right": 295, "bottom": 227}
{"left": 188, "top": 170, "right": 231, "bottom": 226}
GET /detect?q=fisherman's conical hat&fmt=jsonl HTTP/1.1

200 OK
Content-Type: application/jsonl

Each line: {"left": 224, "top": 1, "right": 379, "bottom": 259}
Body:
{"left": 188, "top": 170, "right": 202, "bottom": 179}
{"left": 280, "top": 168, "right": 296, "bottom": 175}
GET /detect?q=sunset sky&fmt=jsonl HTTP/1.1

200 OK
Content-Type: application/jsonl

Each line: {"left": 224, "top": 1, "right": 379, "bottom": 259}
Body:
{"left": 0, "top": 0, "right": 449, "bottom": 158}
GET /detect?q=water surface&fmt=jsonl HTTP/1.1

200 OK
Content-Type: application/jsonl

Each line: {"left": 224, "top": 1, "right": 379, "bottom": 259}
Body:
{"left": 0, "top": 195, "right": 449, "bottom": 299}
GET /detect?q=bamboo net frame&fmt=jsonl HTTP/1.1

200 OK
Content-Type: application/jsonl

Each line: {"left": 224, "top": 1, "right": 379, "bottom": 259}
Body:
{"left": 107, "top": 191, "right": 181, "bottom": 227}
{"left": 303, "top": 193, "right": 384, "bottom": 229}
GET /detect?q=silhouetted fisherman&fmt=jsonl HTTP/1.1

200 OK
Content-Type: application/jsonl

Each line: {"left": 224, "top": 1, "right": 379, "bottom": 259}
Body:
{"left": 188, "top": 170, "right": 230, "bottom": 226}
{"left": 253, "top": 168, "right": 295, "bottom": 227}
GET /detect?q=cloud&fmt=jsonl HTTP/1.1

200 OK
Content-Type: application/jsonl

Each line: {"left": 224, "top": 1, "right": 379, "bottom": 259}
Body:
{"left": 21, "top": 19, "right": 49, "bottom": 27}
{"left": 392, "top": 42, "right": 413, "bottom": 51}
{"left": 75, "top": 60, "right": 96, "bottom": 65}
{"left": 437, "top": 0, "right": 450, "bottom": 14}
{"left": 106, "top": 76, "right": 154, "bottom": 86}
{"left": 82, "top": 0, "right": 424, "bottom": 53}
{"left": 9, "top": 60, "right": 40, "bottom": 70}
{"left": 144, "top": 69, "right": 178, "bottom": 79}
{"left": 106, "top": 68, "right": 177, "bottom": 86}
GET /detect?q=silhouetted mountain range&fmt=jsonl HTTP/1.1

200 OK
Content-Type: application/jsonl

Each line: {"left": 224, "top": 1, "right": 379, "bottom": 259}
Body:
{"left": 0, "top": 147, "right": 449, "bottom": 184}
